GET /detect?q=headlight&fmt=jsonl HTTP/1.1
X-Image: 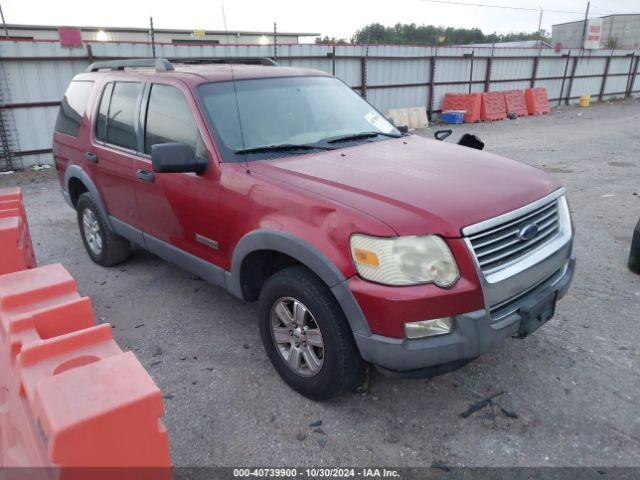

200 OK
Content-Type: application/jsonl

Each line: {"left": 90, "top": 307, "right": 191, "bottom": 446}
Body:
{"left": 350, "top": 234, "right": 459, "bottom": 287}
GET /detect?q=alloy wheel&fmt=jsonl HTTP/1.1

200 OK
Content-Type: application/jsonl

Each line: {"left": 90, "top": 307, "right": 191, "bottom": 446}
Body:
{"left": 270, "top": 297, "right": 325, "bottom": 377}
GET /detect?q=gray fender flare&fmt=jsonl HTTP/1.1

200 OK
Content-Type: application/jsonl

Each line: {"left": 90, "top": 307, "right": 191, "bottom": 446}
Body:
{"left": 225, "top": 229, "right": 372, "bottom": 336}
{"left": 64, "top": 165, "right": 114, "bottom": 231}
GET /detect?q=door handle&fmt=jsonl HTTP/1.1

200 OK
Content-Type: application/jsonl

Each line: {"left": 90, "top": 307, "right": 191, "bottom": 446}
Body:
{"left": 136, "top": 169, "right": 155, "bottom": 183}
{"left": 85, "top": 152, "right": 99, "bottom": 163}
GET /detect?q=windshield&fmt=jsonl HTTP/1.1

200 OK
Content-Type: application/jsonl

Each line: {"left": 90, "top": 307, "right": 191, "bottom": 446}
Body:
{"left": 197, "top": 76, "right": 400, "bottom": 162}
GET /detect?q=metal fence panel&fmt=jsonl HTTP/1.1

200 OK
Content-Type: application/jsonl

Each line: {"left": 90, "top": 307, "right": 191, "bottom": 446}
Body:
{"left": 491, "top": 80, "right": 531, "bottom": 92}
{"left": 11, "top": 106, "right": 58, "bottom": 152}
{"left": 605, "top": 76, "right": 630, "bottom": 95}
{"left": 368, "top": 86, "right": 429, "bottom": 112}
{"left": 368, "top": 58, "right": 429, "bottom": 87}
{"left": 491, "top": 58, "right": 533, "bottom": 81}
{"left": 574, "top": 57, "right": 607, "bottom": 76}
{"left": 537, "top": 57, "right": 571, "bottom": 79}
{"left": 535, "top": 78, "right": 564, "bottom": 101}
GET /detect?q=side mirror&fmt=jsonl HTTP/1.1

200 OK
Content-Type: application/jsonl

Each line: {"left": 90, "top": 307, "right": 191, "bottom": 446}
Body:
{"left": 151, "top": 142, "right": 207, "bottom": 174}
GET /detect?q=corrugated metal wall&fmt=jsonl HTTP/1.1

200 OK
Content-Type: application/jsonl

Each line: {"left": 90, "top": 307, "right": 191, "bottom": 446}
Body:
{"left": 1, "top": 40, "right": 638, "bottom": 168}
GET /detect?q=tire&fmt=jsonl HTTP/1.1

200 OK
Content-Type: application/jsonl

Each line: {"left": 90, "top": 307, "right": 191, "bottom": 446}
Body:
{"left": 258, "top": 265, "right": 366, "bottom": 401}
{"left": 76, "top": 193, "right": 130, "bottom": 267}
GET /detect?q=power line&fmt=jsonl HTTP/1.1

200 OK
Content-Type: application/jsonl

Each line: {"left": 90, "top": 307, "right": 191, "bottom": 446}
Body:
{"left": 415, "top": 0, "right": 617, "bottom": 16}
{"left": 589, "top": 2, "right": 623, "bottom": 14}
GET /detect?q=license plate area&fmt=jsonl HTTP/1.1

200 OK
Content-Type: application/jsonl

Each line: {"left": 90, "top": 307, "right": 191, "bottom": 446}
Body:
{"left": 517, "top": 290, "right": 558, "bottom": 337}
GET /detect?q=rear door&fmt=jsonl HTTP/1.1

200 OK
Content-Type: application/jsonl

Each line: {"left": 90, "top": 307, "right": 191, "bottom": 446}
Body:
{"left": 133, "top": 81, "right": 223, "bottom": 266}
{"left": 91, "top": 80, "right": 145, "bottom": 230}
{"left": 53, "top": 79, "right": 95, "bottom": 186}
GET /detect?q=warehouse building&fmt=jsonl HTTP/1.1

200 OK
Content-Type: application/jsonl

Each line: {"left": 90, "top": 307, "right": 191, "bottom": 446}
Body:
{"left": 1, "top": 23, "right": 320, "bottom": 45}
{"left": 552, "top": 14, "right": 640, "bottom": 49}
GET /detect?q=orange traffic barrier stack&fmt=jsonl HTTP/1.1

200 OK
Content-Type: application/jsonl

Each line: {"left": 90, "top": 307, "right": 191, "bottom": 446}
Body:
{"left": 480, "top": 91, "right": 507, "bottom": 122}
{"left": 0, "top": 264, "right": 171, "bottom": 474}
{"left": 0, "top": 187, "right": 172, "bottom": 476}
{"left": 525, "top": 87, "right": 550, "bottom": 115}
{"left": 0, "top": 187, "right": 36, "bottom": 275}
{"left": 503, "top": 90, "right": 528, "bottom": 117}
{"left": 441, "top": 93, "right": 481, "bottom": 123}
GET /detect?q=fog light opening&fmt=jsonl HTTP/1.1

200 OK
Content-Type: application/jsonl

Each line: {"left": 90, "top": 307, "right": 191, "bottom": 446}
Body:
{"left": 403, "top": 317, "right": 453, "bottom": 339}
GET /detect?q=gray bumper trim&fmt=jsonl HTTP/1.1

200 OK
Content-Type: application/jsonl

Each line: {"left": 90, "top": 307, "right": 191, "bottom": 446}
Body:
{"left": 353, "top": 256, "right": 575, "bottom": 372}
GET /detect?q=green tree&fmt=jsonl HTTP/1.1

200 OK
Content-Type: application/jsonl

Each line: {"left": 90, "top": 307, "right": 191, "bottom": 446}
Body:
{"left": 315, "top": 35, "right": 349, "bottom": 45}
{"left": 351, "top": 23, "right": 550, "bottom": 45}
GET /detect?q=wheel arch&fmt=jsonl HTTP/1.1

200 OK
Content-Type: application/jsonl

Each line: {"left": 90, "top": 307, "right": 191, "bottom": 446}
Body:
{"left": 226, "top": 229, "right": 371, "bottom": 336}
{"left": 64, "top": 165, "right": 114, "bottom": 230}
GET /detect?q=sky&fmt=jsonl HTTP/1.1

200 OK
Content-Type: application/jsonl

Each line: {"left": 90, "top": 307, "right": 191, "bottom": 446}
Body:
{"left": 1, "top": 0, "right": 638, "bottom": 40}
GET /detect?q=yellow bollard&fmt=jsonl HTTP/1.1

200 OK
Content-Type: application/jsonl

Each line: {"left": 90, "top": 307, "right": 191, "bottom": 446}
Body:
{"left": 579, "top": 94, "right": 591, "bottom": 108}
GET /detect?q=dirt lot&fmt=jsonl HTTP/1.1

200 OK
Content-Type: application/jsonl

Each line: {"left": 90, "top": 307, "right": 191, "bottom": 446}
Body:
{"left": 2, "top": 99, "right": 639, "bottom": 468}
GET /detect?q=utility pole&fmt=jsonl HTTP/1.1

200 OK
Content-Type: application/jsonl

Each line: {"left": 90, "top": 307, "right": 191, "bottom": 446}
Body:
{"left": 0, "top": 1, "right": 9, "bottom": 38}
{"left": 149, "top": 16, "right": 156, "bottom": 58}
{"left": 537, "top": 7, "right": 543, "bottom": 47}
{"left": 273, "top": 22, "right": 278, "bottom": 62}
{"left": 581, "top": 1, "right": 590, "bottom": 49}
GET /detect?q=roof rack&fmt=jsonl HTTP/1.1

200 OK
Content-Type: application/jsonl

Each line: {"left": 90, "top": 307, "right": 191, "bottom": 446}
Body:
{"left": 85, "top": 57, "right": 278, "bottom": 74}
{"left": 86, "top": 58, "right": 174, "bottom": 73}
{"left": 174, "top": 57, "right": 278, "bottom": 66}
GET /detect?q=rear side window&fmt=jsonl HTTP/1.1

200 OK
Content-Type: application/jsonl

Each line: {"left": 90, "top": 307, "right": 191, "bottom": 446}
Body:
{"left": 144, "top": 84, "right": 205, "bottom": 156}
{"left": 54, "top": 80, "right": 94, "bottom": 137}
{"left": 95, "top": 82, "right": 113, "bottom": 142}
{"left": 106, "top": 82, "right": 142, "bottom": 150}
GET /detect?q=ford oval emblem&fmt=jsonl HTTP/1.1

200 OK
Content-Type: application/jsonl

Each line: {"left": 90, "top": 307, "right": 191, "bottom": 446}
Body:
{"left": 518, "top": 223, "right": 539, "bottom": 241}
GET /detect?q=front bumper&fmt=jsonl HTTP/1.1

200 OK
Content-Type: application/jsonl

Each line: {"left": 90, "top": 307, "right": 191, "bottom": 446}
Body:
{"left": 353, "top": 256, "right": 575, "bottom": 372}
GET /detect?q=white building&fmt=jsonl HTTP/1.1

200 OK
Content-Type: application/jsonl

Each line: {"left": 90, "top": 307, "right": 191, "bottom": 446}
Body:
{"left": 552, "top": 14, "right": 640, "bottom": 50}
{"left": 2, "top": 23, "right": 320, "bottom": 45}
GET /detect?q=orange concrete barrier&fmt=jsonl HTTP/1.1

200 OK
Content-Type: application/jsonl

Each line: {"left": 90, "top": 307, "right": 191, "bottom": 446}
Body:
{"left": 525, "top": 87, "right": 550, "bottom": 115}
{"left": 0, "top": 189, "right": 172, "bottom": 476}
{"left": 0, "top": 187, "right": 36, "bottom": 275}
{"left": 480, "top": 92, "right": 507, "bottom": 122}
{"left": 442, "top": 93, "right": 481, "bottom": 123}
{"left": 503, "top": 90, "right": 528, "bottom": 117}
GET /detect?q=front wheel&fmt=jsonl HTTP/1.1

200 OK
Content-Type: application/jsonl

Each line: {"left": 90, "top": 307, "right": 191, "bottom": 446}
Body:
{"left": 258, "top": 266, "right": 366, "bottom": 401}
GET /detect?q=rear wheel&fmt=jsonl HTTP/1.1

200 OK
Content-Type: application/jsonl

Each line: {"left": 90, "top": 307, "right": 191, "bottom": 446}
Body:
{"left": 76, "top": 193, "right": 130, "bottom": 267}
{"left": 258, "top": 265, "right": 366, "bottom": 400}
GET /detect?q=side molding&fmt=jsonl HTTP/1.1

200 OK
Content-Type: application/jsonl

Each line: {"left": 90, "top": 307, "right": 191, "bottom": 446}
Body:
{"left": 226, "top": 229, "right": 372, "bottom": 336}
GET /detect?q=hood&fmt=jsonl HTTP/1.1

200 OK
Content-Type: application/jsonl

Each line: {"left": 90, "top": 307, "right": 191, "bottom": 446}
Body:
{"left": 249, "top": 135, "right": 562, "bottom": 238}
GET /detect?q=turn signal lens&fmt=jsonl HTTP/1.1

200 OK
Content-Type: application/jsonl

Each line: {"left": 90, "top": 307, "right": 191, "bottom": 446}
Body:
{"left": 353, "top": 248, "right": 380, "bottom": 267}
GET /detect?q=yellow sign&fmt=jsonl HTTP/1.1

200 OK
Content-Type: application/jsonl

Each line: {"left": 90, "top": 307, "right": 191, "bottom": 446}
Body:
{"left": 192, "top": 30, "right": 206, "bottom": 38}
{"left": 438, "top": 35, "right": 446, "bottom": 43}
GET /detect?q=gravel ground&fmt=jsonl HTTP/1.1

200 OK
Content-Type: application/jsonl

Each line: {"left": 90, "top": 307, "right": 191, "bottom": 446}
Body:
{"left": 1, "top": 99, "right": 639, "bottom": 468}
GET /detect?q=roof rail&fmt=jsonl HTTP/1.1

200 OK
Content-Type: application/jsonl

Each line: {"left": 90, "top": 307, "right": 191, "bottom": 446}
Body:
{"left": 86, "top": 58, "right": 174, "bottom": 73}
{"left": 174, "top": 57, "right": 278, "bottom": 66}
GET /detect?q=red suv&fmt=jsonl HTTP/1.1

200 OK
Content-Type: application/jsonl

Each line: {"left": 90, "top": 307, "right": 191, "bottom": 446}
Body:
{"left": 53, "top": 58, "right": 575, "bottom": 400}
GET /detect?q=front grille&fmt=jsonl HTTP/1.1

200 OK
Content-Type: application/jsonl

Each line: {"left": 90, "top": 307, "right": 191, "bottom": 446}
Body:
{"left": 467, "top": 199, "right": 561, "bottom": 274}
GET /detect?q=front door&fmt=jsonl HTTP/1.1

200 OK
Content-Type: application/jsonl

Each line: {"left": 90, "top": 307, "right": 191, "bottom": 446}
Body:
{"left": 133, "top": 81, "right": 223, "bottom": 267}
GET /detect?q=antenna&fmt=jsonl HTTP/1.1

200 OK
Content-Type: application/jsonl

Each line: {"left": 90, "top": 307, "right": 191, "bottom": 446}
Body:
{"left": 221, "top": 3, "right": 249, "bottom": 171}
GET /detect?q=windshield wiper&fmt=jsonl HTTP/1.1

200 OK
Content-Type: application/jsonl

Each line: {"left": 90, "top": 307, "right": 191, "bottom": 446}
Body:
{"left": 234, "top": 143, "right": 335, "bottom": 155}
{"left": 326, "top": 131, "right": 402, "bottom": 144}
